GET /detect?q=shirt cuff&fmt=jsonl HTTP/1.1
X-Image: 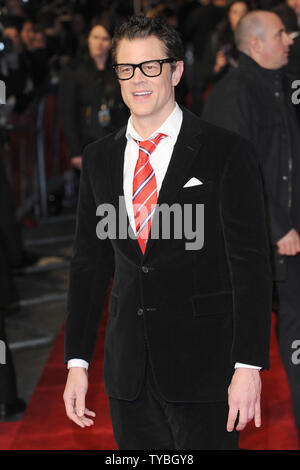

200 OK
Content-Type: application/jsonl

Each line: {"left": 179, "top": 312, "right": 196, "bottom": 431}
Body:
{"left": 234, "top": 362, "right": 261, "bottom": 370}
{"left": 68, "top": 361, "right": 260, "bottom": 371}
{"left": 67, "top": 359, "right": 89, "bottom": 370}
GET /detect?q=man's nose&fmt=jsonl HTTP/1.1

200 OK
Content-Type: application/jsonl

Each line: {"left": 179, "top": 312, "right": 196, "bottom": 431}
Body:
{"left": 283, "top": 32, "right": 294, "bottom": 46}
{"left": 131, "top": 66, "right": 146, "bottom": 82}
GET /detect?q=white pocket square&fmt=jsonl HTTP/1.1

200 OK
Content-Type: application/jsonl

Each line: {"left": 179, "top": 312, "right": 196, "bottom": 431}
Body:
{"left": 183, "top": 177, "right": 203, "bottom": 188}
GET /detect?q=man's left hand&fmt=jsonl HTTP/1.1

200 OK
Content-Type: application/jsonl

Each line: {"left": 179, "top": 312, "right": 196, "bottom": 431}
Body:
{"left": 227, "top": 368, "right": 261, "bottom": 432}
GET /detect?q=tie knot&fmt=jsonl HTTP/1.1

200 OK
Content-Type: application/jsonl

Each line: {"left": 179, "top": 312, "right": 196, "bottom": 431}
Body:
{"left": 136, "top": 133, "right": 167, "bottom": 158}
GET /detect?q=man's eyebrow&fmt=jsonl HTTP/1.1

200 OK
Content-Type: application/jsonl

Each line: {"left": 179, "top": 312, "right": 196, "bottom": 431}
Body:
{"left": 272, "top": 27, "right": 285, "bottom": 37}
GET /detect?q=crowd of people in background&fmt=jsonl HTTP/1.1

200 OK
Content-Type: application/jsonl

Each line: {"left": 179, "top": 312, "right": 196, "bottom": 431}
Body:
{"left": 0, "top": 0, "right": 299, "bottom": 129}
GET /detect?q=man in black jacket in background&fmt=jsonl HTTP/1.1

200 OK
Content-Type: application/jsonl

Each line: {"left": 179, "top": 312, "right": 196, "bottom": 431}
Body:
{"left": 0, "top": 157, "right": 26, "bottom": 419}
{"left": 203, "top": 10, "right": 300, "bottom": 432}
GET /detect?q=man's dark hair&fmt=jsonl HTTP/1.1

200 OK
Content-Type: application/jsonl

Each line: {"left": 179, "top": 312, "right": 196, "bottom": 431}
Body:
{"left": 111, "top": 15, "right": 184, "bottom": 63}
{"left": 272, "top": 4, "right": 298, "bottom": 33}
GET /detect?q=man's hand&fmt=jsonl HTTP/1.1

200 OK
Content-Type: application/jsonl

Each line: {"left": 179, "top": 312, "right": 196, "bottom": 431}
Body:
{"left": 63, "top": 367, "right": 95, "bottom": 428}
{"left": 71, "top": 156, "right": 82, "bottom": 170}
{"left": 277, "top": 228, "right": 300, "bottom": 256}
{"left": 227, "top": 368, "right": 261, "bottom": 432}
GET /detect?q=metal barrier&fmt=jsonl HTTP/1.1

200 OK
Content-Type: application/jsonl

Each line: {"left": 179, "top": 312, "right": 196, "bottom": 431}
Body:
{"left": 1, "top": 85, "right": 75, "bottom": 352}
{"left": 1, "top": 84, "right": 74, "bottom": 222}
{"left": 35, "top": 96, "right": 48, "bottom": 217}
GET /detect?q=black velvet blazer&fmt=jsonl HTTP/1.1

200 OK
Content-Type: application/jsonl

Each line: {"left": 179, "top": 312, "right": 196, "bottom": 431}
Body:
{"left": 65, "top": 107, "right": 272, "bottom": 403}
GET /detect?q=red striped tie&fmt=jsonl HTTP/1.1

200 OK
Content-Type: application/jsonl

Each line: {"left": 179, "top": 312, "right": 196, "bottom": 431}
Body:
{"left": 132, "top": 133, "right": 167, "bottom": 254}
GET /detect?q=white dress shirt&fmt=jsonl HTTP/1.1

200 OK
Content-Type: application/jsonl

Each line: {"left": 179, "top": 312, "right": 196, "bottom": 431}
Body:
{"left": 68, "top": 103, "right": 260, "bottom": 371}
{"left": 123, "top": 103, "right": 183, "bottom": 234}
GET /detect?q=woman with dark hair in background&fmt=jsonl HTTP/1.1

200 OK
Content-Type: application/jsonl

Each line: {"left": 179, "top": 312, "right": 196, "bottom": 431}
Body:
{"left": 199, "top": 0, "right": 248, "bottom": 87}
{"left": 59, "top": 16, "right": 128, "bottom": 172}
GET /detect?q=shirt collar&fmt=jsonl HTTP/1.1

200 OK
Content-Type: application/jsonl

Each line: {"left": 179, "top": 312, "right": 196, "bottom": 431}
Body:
{"left": 125, "top": 102, "right": 183, "bottom": 142}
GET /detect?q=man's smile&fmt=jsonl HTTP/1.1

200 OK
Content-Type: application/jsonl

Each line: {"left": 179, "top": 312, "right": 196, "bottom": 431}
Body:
{"left": 132, "top": 91, "right": 153, "bottom": 97}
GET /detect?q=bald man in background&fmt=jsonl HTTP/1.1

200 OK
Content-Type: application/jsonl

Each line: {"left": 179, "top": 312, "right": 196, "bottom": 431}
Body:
{"left": 203, "top": 11, "right": 300, "bottom": 435}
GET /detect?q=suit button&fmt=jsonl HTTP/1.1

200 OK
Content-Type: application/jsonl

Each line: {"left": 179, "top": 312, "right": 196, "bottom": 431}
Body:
{"left": 137, "top": 308, "right": 144, "bottom": 316}
{"left": 142, "top": 266, "right": 149, "bottom": 273}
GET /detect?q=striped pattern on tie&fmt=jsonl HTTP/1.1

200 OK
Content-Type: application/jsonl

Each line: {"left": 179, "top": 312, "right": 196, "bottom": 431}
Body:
{"left": 132, "top": 133, "right": 167, "bottom": 254}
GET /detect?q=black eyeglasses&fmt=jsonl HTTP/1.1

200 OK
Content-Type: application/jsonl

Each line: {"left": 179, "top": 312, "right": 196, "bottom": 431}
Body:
{"left": 112, "top": 58, "right": 176, "bottom": 80}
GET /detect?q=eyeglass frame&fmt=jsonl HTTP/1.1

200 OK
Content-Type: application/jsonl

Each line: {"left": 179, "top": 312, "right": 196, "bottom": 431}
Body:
{"left": 112, "top": 58, "right": 176, "bottom": 80}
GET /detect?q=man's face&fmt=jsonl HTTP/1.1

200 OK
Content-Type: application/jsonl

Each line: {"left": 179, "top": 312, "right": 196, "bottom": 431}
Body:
{"left": 257, "top": 14, "right": 293, "bottom": 69}
{"left": 115, "top": 36, "right": 183, "bottom": 126}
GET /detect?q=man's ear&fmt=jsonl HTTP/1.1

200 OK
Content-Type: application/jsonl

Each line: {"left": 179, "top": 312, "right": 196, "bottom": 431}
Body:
{"left": 250, "top": 36, "right": 262, "bottom": 55}
{"left": 171, "top": 60, "right": 184, "bottom": 86}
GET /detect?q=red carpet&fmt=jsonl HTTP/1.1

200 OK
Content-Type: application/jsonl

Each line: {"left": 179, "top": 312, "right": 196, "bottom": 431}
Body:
{"left": 5, "top": 297, "right": 117, "bottom": 451}
{"left": 0, "top": 308, "right": 299, "bottom": 450}
{"left": 239, "top": 313, "right": 299, "bottom": 450}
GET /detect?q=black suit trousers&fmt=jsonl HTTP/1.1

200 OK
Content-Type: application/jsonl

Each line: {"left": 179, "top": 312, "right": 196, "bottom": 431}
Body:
{"left": 108, "top": 353, "right": 239, "bottom": 450}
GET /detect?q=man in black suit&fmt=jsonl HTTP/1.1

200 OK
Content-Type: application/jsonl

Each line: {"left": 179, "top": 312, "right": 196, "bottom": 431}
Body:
{"left": 203, "top": 11, "right": 300, "bottom": 432}
{"left": 63, "top": 15, "right": 272, "bottom": 450}
{"left": 0, "top": 156, "right": 26, "bottom": 419}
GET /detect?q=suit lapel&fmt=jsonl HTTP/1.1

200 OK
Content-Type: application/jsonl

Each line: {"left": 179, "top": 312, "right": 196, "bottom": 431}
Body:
{"left": 108, "top": 126, "right": 126, "bottom": 206}
{"left": 156, "top": 111, "right": 203, "bottom": 208}
{"left": 110, "top": 109, "right": 204, "bottom": 262}
{"left": 143, "top": 108, "right": 204, "bottom": 260}
{"left": 109, "top": 127, "right": 143, "bottom": 261}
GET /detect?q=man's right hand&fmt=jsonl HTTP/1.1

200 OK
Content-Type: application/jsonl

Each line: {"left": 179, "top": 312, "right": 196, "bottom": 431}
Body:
{"left": 63, "top": 367, "right": 95, "bottom": 428}
{"left": 277, "top": 228, "right": 300, "bottom": 256}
